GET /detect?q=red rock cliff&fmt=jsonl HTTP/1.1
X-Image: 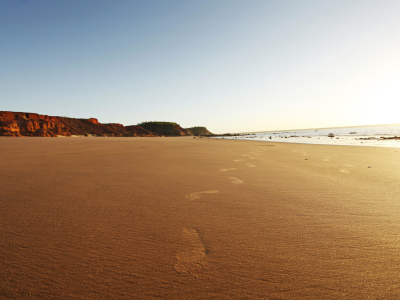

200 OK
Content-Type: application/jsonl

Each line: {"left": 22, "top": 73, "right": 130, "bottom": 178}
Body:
{"left": 0, "top": 111, "right": 71, "bottom": 137}
{"left": 0, "top": 111, "right": 157, "bottom": 137}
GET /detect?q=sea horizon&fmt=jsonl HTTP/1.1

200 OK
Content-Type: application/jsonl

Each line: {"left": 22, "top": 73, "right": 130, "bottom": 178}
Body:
{"left": 230, "top": 122, "right": 400, "bottom": 135}
{"left": 216, "top": 123, "right": 400, "bottom": 148}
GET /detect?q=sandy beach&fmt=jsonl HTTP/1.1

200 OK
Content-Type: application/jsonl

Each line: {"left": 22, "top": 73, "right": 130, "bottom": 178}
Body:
{"left": 1, "top": 137, "right": 400, "bottom": 299}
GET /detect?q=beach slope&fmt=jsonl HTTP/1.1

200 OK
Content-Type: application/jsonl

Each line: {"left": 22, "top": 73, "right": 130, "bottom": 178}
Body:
{"left": 1, "top": 137, "right": 399, "bottom": 298}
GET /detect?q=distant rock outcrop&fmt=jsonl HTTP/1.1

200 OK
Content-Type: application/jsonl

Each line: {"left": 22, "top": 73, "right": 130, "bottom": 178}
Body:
{"left": 136, "top": 122, "right": 192, "bottom": 137}
{"left": 185, "top": 126, "right": 213, "bottom": 136}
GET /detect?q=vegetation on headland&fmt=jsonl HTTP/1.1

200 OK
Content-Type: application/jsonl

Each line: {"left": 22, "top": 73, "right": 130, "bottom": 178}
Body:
{"left": 136, "top": 122, "right": 214, "bottom": 136}
{"left": 185, "top": 126, "right": 213, "bottom": 136}
{"left": 136, "top": 121, "right": 190, "bottom": 137}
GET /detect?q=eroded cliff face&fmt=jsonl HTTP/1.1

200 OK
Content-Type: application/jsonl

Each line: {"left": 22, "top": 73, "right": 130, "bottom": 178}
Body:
{"left": 125, "top": 125, "right": 157, "bottom": 137}
{"left": 0, "top": 112, "right": 71, "bottom": 137}
{"left": 0, "top": 112, "right": 156, "bottom": 137}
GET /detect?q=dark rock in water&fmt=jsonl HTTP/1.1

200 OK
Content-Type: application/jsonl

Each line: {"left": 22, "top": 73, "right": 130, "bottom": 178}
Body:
{"left": 357, "top": 137, "right": 379, "bottom": 140}
{"left": 328, "top": 133, "right": 334, "bottom": 137}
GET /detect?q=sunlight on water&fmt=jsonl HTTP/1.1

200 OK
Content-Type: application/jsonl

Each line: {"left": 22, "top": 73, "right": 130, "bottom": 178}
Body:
{"left": 216, "top": 124, "right": 400, "bottom": 148}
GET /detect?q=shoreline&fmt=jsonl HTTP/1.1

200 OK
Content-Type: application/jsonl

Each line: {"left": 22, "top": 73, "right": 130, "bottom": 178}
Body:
{"left": 215, "top": 123, "right": 400, "bottom": 148}
{"left": 228, "top": 122, "right": 400, "bottom": 134}
{"left": 2, "top": 134, "right": 400, "bottom": 148}
{"left": 213, "top": 136, "right": 400, "bottom": 148}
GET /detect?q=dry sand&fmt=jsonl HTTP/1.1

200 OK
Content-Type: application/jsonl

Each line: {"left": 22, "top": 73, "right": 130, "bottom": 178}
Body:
{"left": 1, "top": 137, "right": 400, "bottom": 299}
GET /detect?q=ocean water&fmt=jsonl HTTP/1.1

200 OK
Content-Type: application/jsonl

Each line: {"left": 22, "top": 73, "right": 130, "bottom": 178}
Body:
{"left": 217, "top": 124, "right": 400, "bottom": 148}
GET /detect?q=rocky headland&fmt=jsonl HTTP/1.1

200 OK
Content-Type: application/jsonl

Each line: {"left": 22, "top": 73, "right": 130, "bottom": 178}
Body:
{"left": 136, "top": 121, "right": 187, "bottom": 137}
{"left": 136, "top": 122, "right": 213, "bottom": 137}
{"left": 0, "top": 111, "right": 212, "bottom": 137}
{"left": 185, "top": 126, "right": 213, "bottom": 136}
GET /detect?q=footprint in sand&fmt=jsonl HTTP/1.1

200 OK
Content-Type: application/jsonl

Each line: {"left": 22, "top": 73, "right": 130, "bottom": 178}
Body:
{"left": 340, "top": 169, "right": 350, "bottom": 173}
{"left": 186, "top": 190, "right": 219, "bottom": 200}
{"left": 323, "top": 156, "right": 331, "bottom": 161}
{"left": 219, "top": 168, "right": 237, "bottom": 172}
{"left": 248, "top": 157, "right": 256, "bottom": 159}
{"left": 246, "top": 164, "right": 256, "bottom": 167}
{"left": 233, "top": 159, "right": 244, "bottom": 162}
{"left": 174, "top": 228, "right": 207, "bottom": 277}
{"left": 343, "top": 164, "right": 354, "bottom": 167}
{"left": 230, "top": 177, "right": 244, "bottom": 184}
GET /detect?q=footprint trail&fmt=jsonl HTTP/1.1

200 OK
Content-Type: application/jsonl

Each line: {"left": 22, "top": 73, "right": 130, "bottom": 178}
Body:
{"left": 230, "top": 177, "right": 244, "bottom": 184}
{"left": 186, "top": 190, "right": 219, "bottom": 200}
{"left": 174, "top": 228, "right": 207, "bottom": 277}
{"left": 219, "top": 168, "right": 237, "bottom": 172}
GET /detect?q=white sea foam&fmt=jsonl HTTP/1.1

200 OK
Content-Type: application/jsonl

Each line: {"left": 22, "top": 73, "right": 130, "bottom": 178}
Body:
{"left": 216, "top": 124, "right": 400, "bottom": 148}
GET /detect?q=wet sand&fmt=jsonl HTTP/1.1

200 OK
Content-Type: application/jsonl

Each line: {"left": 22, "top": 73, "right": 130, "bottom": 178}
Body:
{"left": 1, "top": 137, "right": 400, "bottom": 299}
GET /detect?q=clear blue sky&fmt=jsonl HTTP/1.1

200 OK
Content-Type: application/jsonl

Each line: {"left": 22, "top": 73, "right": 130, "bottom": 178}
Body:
{"left": 1, "top": 0, "right": 399, "bottom": 133}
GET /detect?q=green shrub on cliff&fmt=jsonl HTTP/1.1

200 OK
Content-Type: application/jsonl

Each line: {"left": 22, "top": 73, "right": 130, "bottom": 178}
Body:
{"left": 137, "top": 121, "right": 184, "bottom": 136}
{"left": 185, "top": 126, "right": 213, "bottom": 136}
